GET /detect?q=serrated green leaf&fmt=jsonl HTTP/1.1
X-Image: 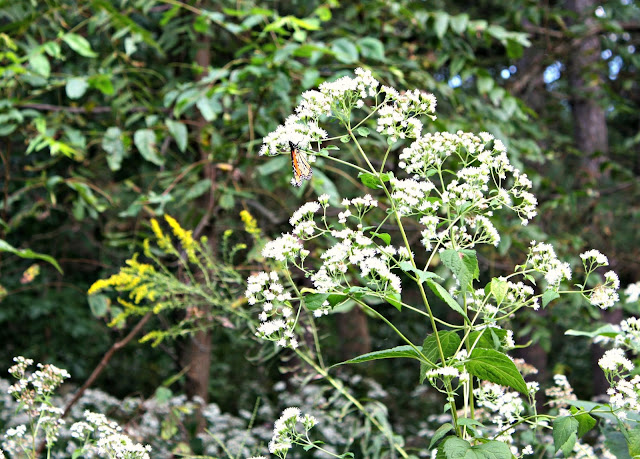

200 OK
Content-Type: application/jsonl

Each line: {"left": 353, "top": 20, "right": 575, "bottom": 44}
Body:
{"left": 165, "top": 119, "right": 188, "bottom": 152}
{"left": 553, "top": 416, "right": 578, "bottom": 456}
{"left": 62, "top": 33, "right": 98, "bottom": 58}
{"left": 604, "top": 430, "right": 632, "bottom": 459}
{"left": 467, "top": 348, "right": 528, "bottom": 395}
{"left": 331, "top": 38, "right": 359, "bottom": 64}
{"left": 134, "top": 129, "right": 164, "bottom": 166}
{"left": 426, "top": 279, "right": 468, "bottom": 320}
{"left": 196, "top": 94, "right": 222, "bottom": 121}
{"left": 469, "top": 327, "right": 507, "bottom": 350}
{"left": 101, "top": 127, "right": 125, "bottom": 171}
{"left": 304, "top": 292, "right": 330, "bottom": 310}
{"left": 66, "top": 78, "right": 89, "bottom": 99}
{"left": 0, "top": 239, "right": 62, "bottom": 273}
{"left": 571, "top": 409, "right": 596, "bottom": 438}
{"left": 440, "top": 249, "right": 478, "bottom": 293}
{"left": 490, "top": 278, "right": 508, "bottom": 305}
{"left": 437, "top": 436, "right": 512, "bottom": 459}
{"left": 542, "top": 289, "right": 560, "bottom": 308}
{"left": 358, "top": 171, "right": 390, "bottom": 189}
{"left": 420, "top": 331, "right": 461, "bottom": 383}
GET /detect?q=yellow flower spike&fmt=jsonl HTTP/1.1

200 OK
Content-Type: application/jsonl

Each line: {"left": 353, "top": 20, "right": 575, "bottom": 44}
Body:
{"left": 240, "top": 210, "right": 261, "bottom": 235}
{"left": 151, "top": 218, "right": 172, "bottom": 252}
{"left": 143, "top": 238, "right": 151, "bottom": 258}
{"left": 164, "top": 215, "right": 197, "bottom": 263}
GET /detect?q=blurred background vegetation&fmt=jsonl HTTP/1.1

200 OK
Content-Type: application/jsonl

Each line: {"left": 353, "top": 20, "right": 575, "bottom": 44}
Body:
{"left": 0, "top": 0, "right": 639, "bottom": 450}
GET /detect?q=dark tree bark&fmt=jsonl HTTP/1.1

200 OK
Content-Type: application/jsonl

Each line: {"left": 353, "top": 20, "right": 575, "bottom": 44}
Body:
{"left": 337, "top": 307, "right": 371, "bottom": 361}
{"left": 565, "top": 0, "right": 620, "bottom": 396}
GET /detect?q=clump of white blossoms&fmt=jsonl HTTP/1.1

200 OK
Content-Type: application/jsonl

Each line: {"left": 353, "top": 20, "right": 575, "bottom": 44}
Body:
{"left": 2, "top": 356, "right": 70, "bottom": 455}
{"left": 268, "top": 407, "right": 318, "bottom": 458}
{"left": 72, "top": 410, "right": 152, "bottom": 458}
{"left": 579, "top": 249, "right": 620, "bottom": 309}
{"left": 598, "top": 348, "right": 640, "bottom": 421}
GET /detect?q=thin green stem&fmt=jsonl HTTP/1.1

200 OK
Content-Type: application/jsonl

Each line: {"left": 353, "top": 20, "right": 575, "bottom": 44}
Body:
{"left": 296, "top": 350, "right": 410, "bottom": 459}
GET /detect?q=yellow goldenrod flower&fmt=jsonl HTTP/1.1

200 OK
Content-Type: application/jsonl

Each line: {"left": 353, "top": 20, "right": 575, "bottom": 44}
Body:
{"left": 240, "top": 210, "right": 261, "bottom": 235}
{"left": 151, "top": 218, "right": 173, "bottom": 252}
{"left": 164, "top": 215, "right": 197, "bottom": 263}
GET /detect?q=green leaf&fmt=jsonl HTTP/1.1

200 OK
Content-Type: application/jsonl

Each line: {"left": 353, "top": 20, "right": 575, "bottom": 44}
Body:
{"left": 196, "top": 94, "right": 222, "bottom": 121}
{"left": 469, "top": 327, "right": 507, "bottom": 351}
{"left": 628, "top": 426, "right": 640, "bottom": 458}
{"left": 433, "top": 12, "right": 449, "bottom": 39}
{"left": 311, "top": 169, "right": 340, "bottom": 206}
{"left": 553, "top": 416, "right": 578, "bottom": 456}
{"left": 466, "top": 348, "right": 528, "bottom": 395}
{"left": 358, "top": 171, "right": 390, "bottom": 189}
{"left": 358, "top": 37, "right": 385, "bottom": 61}
{"left": 331, "top": 38, "right": 359, "bottom": 64}
{"left": 385, "top": 292, "right": 402, "bottom": 311}
{"left": 542, "top": 289, "right": 560, "bottom": 308}
{"left": 165, "top": 119, "right": 188, "bottom": 152}
{"left": 182, "top": 179, "right": 212, "bottom": 202}
{"left": 604, "top": 430, "right": 632, "bottom": 459}
{"left": 66, "top": 78, "right": 89, "bottom": 99}
{"left": 304, "top": 292, "right": 330, "bottom": 310}
{"left": 371, "top": 232, "right": 391, "bottom": 245}
{"left": 477, "top": 75, "right": 494, "bottom": 94}
{"left": 436, "top": 436, "right": 512, "bottom": 459}
{"left": 570, "top": 408, "right": 596, "bottom": 438}
{"left": 88, "top": 74, "right": 114, "bottom": 96}
{"left": 420, "top": 330, "right": 461, "bottom": 380}
{"left": 88, "top": 294, "right": 109, "bottom": 317}
{"left": 426, "top": 279, "right": 469, "bottom": 321}
{"left": 29, "top": 54, "right": 50, "bottom": 78}
{"left": 440, "top": 249, "right": 479, "bottom": 293}
{"left": 335, "top": 345, "right": 424, "bottom": 366}
{"left": 450, "top": 14, "right": 469, "bottom": 34}
{"left": 101, "top": 127, "right": 125, "bottom": 171}
{"left": 565, "top": 324, "right": 620, "bottom": 339}
{"left": 428, "top": 423, "right": 453, "bottom": 449}
{"left": 134, "top": 129, "right": 164, "bottom": 166}
{"left": 399, "top": 262, "right": 442, "bottom": 284}
{"left": 356, "top": 126, "right": 370, "bottom": 137}
{"left": 489, "top": 277, "right": 508, "bottom": 305}
{"left": 0, "top": 239, "right": 62, "bottom": 273}
{"left": 257, "top": 155, "right": 288, "bottom": 176}
{"left": 62, "top": 33, "right": 98, "bottom": 58}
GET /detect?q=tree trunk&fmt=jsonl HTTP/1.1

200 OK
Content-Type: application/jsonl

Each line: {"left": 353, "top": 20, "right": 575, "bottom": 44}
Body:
{"left": 565, "top": 0, "right": 614, "bottom": 396}
{"left": 337, "top": 307, "right": 371, "bottom": 361}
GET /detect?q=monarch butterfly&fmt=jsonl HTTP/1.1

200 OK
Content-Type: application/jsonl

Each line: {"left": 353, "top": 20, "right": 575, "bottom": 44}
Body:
{"left": 289, "top": 141, "right": 312, "bottom": 187}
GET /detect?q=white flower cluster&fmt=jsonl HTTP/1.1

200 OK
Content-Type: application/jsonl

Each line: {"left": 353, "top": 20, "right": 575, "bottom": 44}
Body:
{"left": 598, "top": 349, "right": 640, "bottom": 420}
{"left": 7, "top": 357, "right": 70, "bottom": 399}
{"left": 259, "top": 68, "right": 379, "bottom": 156}
{"left": 376, "top": 87, "right": 436, "bottom": 142}
{"left": 617, "top": 317, "right": 640, "bottom": 352}
{"left": 262, "top": 233, "right": 309, "bottom": 263}
{"left": 246, "top": 271, "right": 299, "bottom": 349}
{"left": 587, "top": 271, "right": 620, "bottom": 310}
{"left": 268, "top": 407, "right": 318, "bottom": 457}
{"left": 521, "top": 241, "right": 572, "bottom": 289}
{"left": 625, "top": 281, "right": 640, "bottom": 303}
{"left": 545, "top": 374, "right": 577, "bottom": 410}
{"left": 74, "top": 410, "right": 152, "bottom": 458}
{"left": 473, "top": 382, "right": 529, "bottom": 443}
{"left": 397, "top": 131, "right": 537, "bottom": 227}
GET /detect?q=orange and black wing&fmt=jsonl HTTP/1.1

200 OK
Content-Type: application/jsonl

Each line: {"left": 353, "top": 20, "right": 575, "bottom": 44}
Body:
{"left": 289, "top": 142, "right": 312, "bottom": 187}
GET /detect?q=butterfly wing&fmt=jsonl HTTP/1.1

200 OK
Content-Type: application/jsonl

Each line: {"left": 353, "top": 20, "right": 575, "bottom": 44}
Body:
{"left": 290, "top": 143, "right": 312, "bottom": 187}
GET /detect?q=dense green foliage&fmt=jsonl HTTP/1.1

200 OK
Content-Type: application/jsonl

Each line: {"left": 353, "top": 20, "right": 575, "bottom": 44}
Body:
{"left": 0, "top": 0, "right": 639, "bottom": 457}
